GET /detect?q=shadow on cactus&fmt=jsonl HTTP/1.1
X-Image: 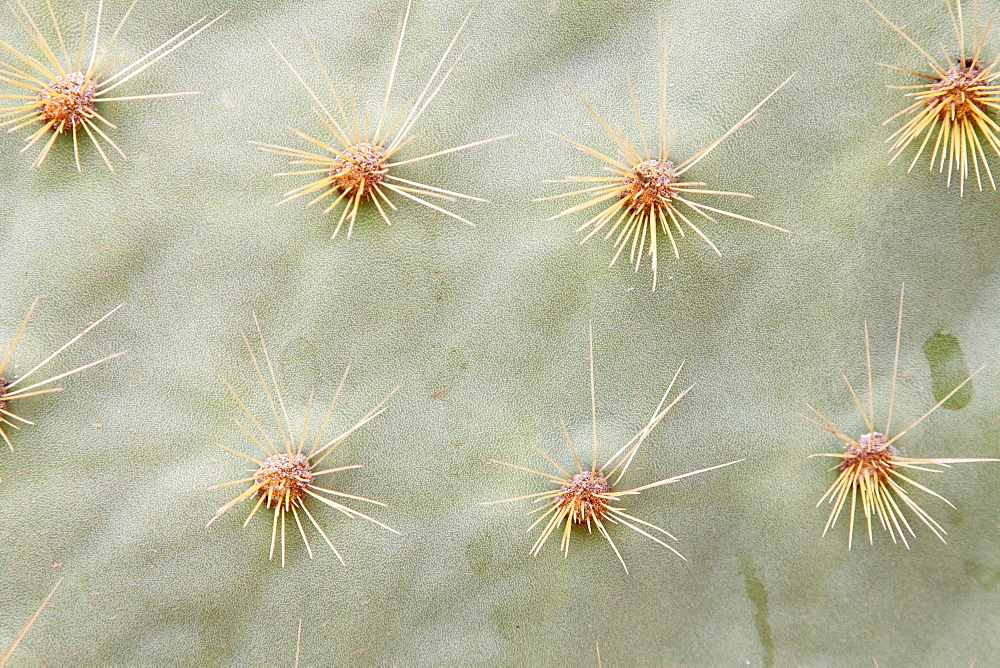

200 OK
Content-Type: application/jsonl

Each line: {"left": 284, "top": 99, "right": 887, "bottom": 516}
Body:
{"left": 254, "top": 0, "right": 510, "bottom": 239}
{"left": 484, "top": 325, "right": 742, "bottom": 573}
{"left": 206, "top": 315, "right": 399, "bottom": 568}
{"left": 802, "top": 284, "right": 999, "bottom": 549}
{"left": 865, "top": 0, "right": 1000, "bottom": 195}
{"left": 0, "top": 299, "right": 124, "bottom": 456}
{"left": 538, "top": 22, "right": 793, "bottom": 291}
{"left": 0, "top": 0, "right": 224, "bottom": 170}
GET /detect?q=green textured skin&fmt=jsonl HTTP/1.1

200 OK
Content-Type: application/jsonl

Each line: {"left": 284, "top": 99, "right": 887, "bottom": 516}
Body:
{"left": 0, "top": 0, "right": 998, "bottom": 664}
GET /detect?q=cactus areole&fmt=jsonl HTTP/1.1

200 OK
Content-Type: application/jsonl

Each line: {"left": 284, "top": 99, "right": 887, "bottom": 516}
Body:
{"left": 329, "top": 142, "right": 389, "bottom": 200}
{"left": 256, "top": 453, "right": 316, "bottom": 510}
{"left": 557, "top": 470, "right": 612, "bottom": 525}
{"left": 931, "top": 59, "right": 988, "bottom": 122}
{"left": 840, "top": 432, "right": 896, "bottom": 482}
{"left": 619, "top": 158, "right": 680, "bottom": 216}
{"left": 37, "top": 72, "right": 97, "bottom": 131}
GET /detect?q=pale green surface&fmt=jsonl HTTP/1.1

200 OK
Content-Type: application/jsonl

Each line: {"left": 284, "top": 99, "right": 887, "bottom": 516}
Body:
{"left": 0, "top": 0, "right": 999, "bottom": 665}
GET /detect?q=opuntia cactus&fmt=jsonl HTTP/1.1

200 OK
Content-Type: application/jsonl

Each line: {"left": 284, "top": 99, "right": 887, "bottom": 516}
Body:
{"left": 1, "top": 0, "right": 998, "bottom": 665}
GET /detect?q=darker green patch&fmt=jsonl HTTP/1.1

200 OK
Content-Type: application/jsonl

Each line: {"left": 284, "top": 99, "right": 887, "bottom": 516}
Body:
{"left": 964, "top": 560, "right": 1000, "bottom": 592}
{"left": 464, "top": 527, "right": 521, "bottom": 575}
{"left": 741, "top": 555, "right": 775, "bottom": 668}
{"left": 923, "top": 331, "right": 973, "bottom": 410}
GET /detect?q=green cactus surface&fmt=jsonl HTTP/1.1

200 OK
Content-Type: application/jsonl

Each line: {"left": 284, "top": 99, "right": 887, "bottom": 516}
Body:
{"left": 1, "top": 0, "right": 999, "bottom": 664}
